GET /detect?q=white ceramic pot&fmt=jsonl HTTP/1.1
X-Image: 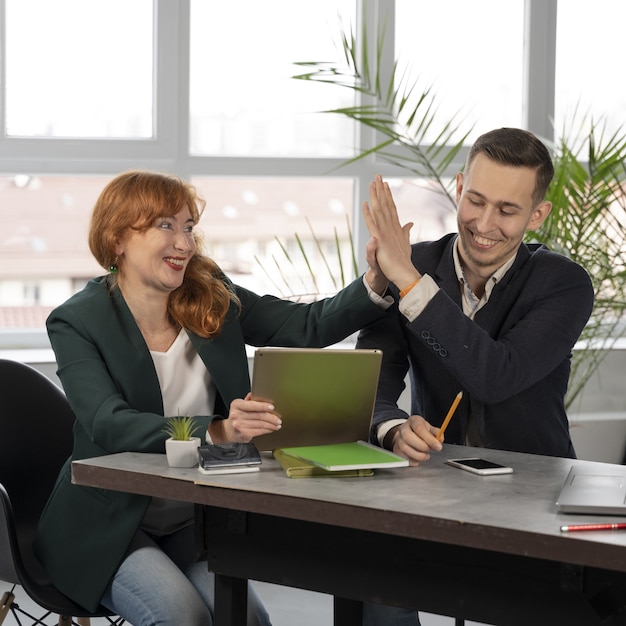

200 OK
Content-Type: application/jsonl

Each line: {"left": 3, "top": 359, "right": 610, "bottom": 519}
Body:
{"left": 165, "top": 437, "right": 201, "bottom": 468}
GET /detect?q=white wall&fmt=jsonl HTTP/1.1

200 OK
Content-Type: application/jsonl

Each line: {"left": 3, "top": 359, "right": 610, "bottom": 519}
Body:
{"left": 567, "top": 348, "right": 626, "bottom": 463}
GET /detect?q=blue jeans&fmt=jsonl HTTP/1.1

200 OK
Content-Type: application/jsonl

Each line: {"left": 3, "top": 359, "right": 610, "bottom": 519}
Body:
{"left": 100, "top": 525, "right": 271, "bottom": 626}
{"left": 363, "top": 602, "right": 421, "bottom": 626}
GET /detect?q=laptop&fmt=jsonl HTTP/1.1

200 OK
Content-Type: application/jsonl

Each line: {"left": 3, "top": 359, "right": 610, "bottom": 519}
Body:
{"left": 250, "top": 347, "right": 382, "bottom": 451}
{"left": 556, "top": 464, "right": 626, "bottom": 515}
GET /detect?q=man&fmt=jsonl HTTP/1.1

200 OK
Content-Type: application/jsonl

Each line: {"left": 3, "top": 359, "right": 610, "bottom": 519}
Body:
{"left": 358, "top": 128, "right": 594, "bottom": 625}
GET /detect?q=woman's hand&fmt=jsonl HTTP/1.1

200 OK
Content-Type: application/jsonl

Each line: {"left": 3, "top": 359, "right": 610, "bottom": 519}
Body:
{"left": 364, "top": 235, "right": 389, "bottom": 296}
{"left": 362, "top": 174, "right": 421, "bottom": 290}
{"left": 212, "top": 393, "right": 282, "bottom": 443}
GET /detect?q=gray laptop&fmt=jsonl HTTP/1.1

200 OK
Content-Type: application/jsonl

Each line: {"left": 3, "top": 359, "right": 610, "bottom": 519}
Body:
{"left": 250, "top": 347, "right": 382, "bottom": 451}
{"left": 556, "top": 465, "right": 626, "bottom": 515}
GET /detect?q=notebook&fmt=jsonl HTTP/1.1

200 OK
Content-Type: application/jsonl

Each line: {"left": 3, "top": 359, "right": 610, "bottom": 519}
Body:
{"left": 250, "top": 347, "right": 382, "bottom": 452}
{"left": 273, "top": 448, "right": 374, "bottom": 478}
{"left": 555, "top": 465, "right": 626, "bottom": 515}
{"left": 280, "top": 441, "right": 409, "bottom": 471}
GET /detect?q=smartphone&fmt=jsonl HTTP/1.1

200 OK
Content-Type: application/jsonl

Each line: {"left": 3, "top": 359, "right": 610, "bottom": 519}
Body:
{"left": 445, "top": 457, "right": 513, "bottom": 476}
{"left": 198, "top": 443, "right": 262, "bottom": 470}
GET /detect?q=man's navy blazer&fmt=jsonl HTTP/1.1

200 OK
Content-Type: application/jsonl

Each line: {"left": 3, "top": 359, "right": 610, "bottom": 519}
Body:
{"left": 357, "top": 234, "right": 594, "bottom": 458}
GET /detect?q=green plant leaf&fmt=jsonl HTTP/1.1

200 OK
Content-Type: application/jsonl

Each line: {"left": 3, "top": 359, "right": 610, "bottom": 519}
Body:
{"left": 292, "top": 16, "right": 626, "bottom": 411}
{"left": 163, "top": 414, "right": 201, "bottom": 441}
{"left": 293, "top": 14, "right": 471, "bottom": 207}
{"left": 531, "top": 114, "right": 626, "bottom": 407}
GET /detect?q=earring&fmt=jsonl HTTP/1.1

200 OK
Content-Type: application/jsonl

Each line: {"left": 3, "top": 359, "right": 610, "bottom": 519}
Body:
{"left": 109, "top": 257, "right": 119, "bottom": 274}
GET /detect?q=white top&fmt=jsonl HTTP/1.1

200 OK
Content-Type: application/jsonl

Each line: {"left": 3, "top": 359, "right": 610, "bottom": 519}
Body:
{"left": 142, "top": 329, "right": 216, "bottom": 535}
{"left": 150, "top": 329, "right": 216, "bottom": 418}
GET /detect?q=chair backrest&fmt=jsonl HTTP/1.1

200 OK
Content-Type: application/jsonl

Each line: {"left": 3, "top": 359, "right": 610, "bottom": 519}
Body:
{"left": 0, "top": 482, "right": 20, "bottom": 583}
{"left": 0, "top": 359, "right": 121, "bottom": 621}
{"left": 0, "top": 359, "right": 76, "bottom": 572}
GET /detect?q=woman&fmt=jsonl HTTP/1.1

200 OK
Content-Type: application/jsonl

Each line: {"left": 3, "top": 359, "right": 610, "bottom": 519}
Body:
{"left": 34, "top": 171, "right": 396, "bottom": 626}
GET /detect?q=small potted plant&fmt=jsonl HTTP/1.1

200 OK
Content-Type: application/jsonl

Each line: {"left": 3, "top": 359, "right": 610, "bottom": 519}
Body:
{"left": 163, "top": 414, "right": 202, "bottom": 468}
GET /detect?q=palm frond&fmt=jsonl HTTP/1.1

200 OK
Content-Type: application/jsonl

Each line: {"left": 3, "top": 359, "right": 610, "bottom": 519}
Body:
{"left": 293, "top": 14, "right": 470, "bottom": 207}
{"left": 294, "top": 18, "right": 626, "bottom": 411}
{"left": 346, "top": 214, "right": 359, "bottom": 278}
{"left": 253, "top": 255, "right": 289, "bottom": 298}
{"left": 273, "top": 239, "right": 310, "bottom": 295}
{"left": 531, "top": 114, "right": 626, "bottom": 407}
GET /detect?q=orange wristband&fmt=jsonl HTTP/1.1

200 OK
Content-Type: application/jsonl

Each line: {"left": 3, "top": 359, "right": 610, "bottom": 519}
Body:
{"left": 399, "top": 279, "right": 420, "bottom": 299}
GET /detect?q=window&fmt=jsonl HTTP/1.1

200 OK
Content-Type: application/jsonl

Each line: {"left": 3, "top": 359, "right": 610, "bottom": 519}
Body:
{"left": 22, "top": 283, "right": 40, "bottom": 305}
{"left": 2, "top": 0, "right": 612, "bottom": 346}
{"left": 191, "top": 176, "right": 358, "bottom": 298}
{"left": 189, "top": 0, "right": 356, "bottom": 157}
{"left": 387, "top": 178, "right": 458, "bottom": 244}
{"left": 5, "top": 0, "right": 153, "bottom": 138}
{"left": 0, "top": 174, "right": 108, "bottom": 334}
{"left": 395, "top": 0, "right": 525, "bottom": 143}
{"left": 555, "top": 0, "right": 626, "bottom": 140}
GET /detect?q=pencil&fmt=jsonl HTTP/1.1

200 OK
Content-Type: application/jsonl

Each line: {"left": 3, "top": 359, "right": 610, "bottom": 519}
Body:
{"left": 560, "top": 523, "right": 626, "bottom": 532}
{"left": 436, "top": 391, "right": 463, "bottom": 442}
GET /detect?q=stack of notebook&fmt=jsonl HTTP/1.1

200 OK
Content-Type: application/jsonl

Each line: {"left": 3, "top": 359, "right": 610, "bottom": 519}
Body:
{"left": 274, "top": 441, "right": 408, "bottom": 478}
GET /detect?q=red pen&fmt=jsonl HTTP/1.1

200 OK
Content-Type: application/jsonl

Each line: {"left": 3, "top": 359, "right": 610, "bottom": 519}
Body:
{"left": 560, "top": 523, "right": 626, "bottom": 533}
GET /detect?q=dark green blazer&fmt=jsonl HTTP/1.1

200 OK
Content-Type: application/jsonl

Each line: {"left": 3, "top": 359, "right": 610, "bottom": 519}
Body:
{"left": 34, "top": 274, "right": 385, "bottom": 611}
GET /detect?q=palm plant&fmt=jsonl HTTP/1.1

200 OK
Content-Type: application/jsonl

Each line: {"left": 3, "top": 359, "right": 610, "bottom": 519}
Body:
{"left": 532, "top": 118, "right": 626, "bottom": 406}
{"left": 293, "top": 15, "right": 470, "bottom": 204}
{"left": 254, "top": 215, "right": 358, "bottom": 301}
{"left": 260, "top": 14, "right": 468, "bottom": 302}
{"left": 291, "top": 17, "right": 626, "bottom": 408}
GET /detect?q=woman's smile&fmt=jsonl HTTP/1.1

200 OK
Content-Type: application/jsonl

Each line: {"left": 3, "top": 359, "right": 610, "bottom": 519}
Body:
{"left": 164, "top": 256, "right": 186, "bottom": 271}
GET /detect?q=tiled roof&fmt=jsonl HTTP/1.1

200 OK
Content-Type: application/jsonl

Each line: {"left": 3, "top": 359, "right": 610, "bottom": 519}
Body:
{"left": 0, "top": 174, "right": 454, "bottom": 330}
{"left": 0, "top": 174, "right": 357, "bottom": 279}
{"left": 1, "top": 174, "right": 453, "bottom": 279}
{"left": 0, "top": 306, "right": 53, "bottom": 329}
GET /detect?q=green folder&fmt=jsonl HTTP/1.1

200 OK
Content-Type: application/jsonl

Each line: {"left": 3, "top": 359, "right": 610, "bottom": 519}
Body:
{"left": 273, "top": 448, "right": 374, "bottom": 478}
{"left": 279, "top": 441, "right": 409, "bottom": 472}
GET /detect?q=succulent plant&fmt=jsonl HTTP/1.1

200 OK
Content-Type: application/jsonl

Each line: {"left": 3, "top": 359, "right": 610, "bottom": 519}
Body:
{"left": 163, "top": 414, "right": 201, "bottom": 441}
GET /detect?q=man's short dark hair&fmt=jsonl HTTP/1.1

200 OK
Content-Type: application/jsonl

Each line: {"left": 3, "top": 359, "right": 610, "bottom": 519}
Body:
{"left": 465, "top": 128, "right": 554, "bottom": 205}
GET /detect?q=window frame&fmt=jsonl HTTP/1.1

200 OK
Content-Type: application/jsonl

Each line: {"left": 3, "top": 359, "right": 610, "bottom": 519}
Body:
{"left": 0, "top": 0, "right": 559, "bottom": 265}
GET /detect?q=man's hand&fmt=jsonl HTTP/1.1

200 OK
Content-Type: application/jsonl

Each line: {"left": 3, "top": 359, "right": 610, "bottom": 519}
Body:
{"left": 387, "top": 415, "right": 443, "bottom": 466}
{"left": 362, "top": 174, "right": 421, "bottom": 290}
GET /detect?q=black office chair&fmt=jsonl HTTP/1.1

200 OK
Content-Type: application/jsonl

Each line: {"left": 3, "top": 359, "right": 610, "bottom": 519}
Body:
{"left": 0, "top": 358, "right": 123, "bottom": 626}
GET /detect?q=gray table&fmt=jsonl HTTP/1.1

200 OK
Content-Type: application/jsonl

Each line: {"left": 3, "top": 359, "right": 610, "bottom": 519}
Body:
{"left": 72, "top": 444, "right": 626, "bottom": 625}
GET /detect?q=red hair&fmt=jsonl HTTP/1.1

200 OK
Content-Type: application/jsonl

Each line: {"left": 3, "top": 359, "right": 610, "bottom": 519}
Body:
{"left": 89, "top": 170, "right": 237, "bottom": 338}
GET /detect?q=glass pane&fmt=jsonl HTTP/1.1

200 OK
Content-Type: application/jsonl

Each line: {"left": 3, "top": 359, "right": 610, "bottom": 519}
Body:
{"left": 5, "top": 0, "right": 153, "bottom": 138}
{"left": 395, "top": 0, "right": 524, "bottom": 143}
{"left": 555, "top": 0, "right": 626, "bottom": 141}
{"left": 189, "top": 0, "right": 356, "bottom": 157}
{"left": 191, "top": 177, "right": 356, "bottom": 298}
{"left": 0, "top": 173, "right": 455, "bottom": 338}
{"left": 386, "top": 178, "right": 457, "bottom": 244}
{"left": 0, "top": 175, "right": 107, "bottom": 336}
{"left": 0, "top": 175, "right": 355, "bottom": 338}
